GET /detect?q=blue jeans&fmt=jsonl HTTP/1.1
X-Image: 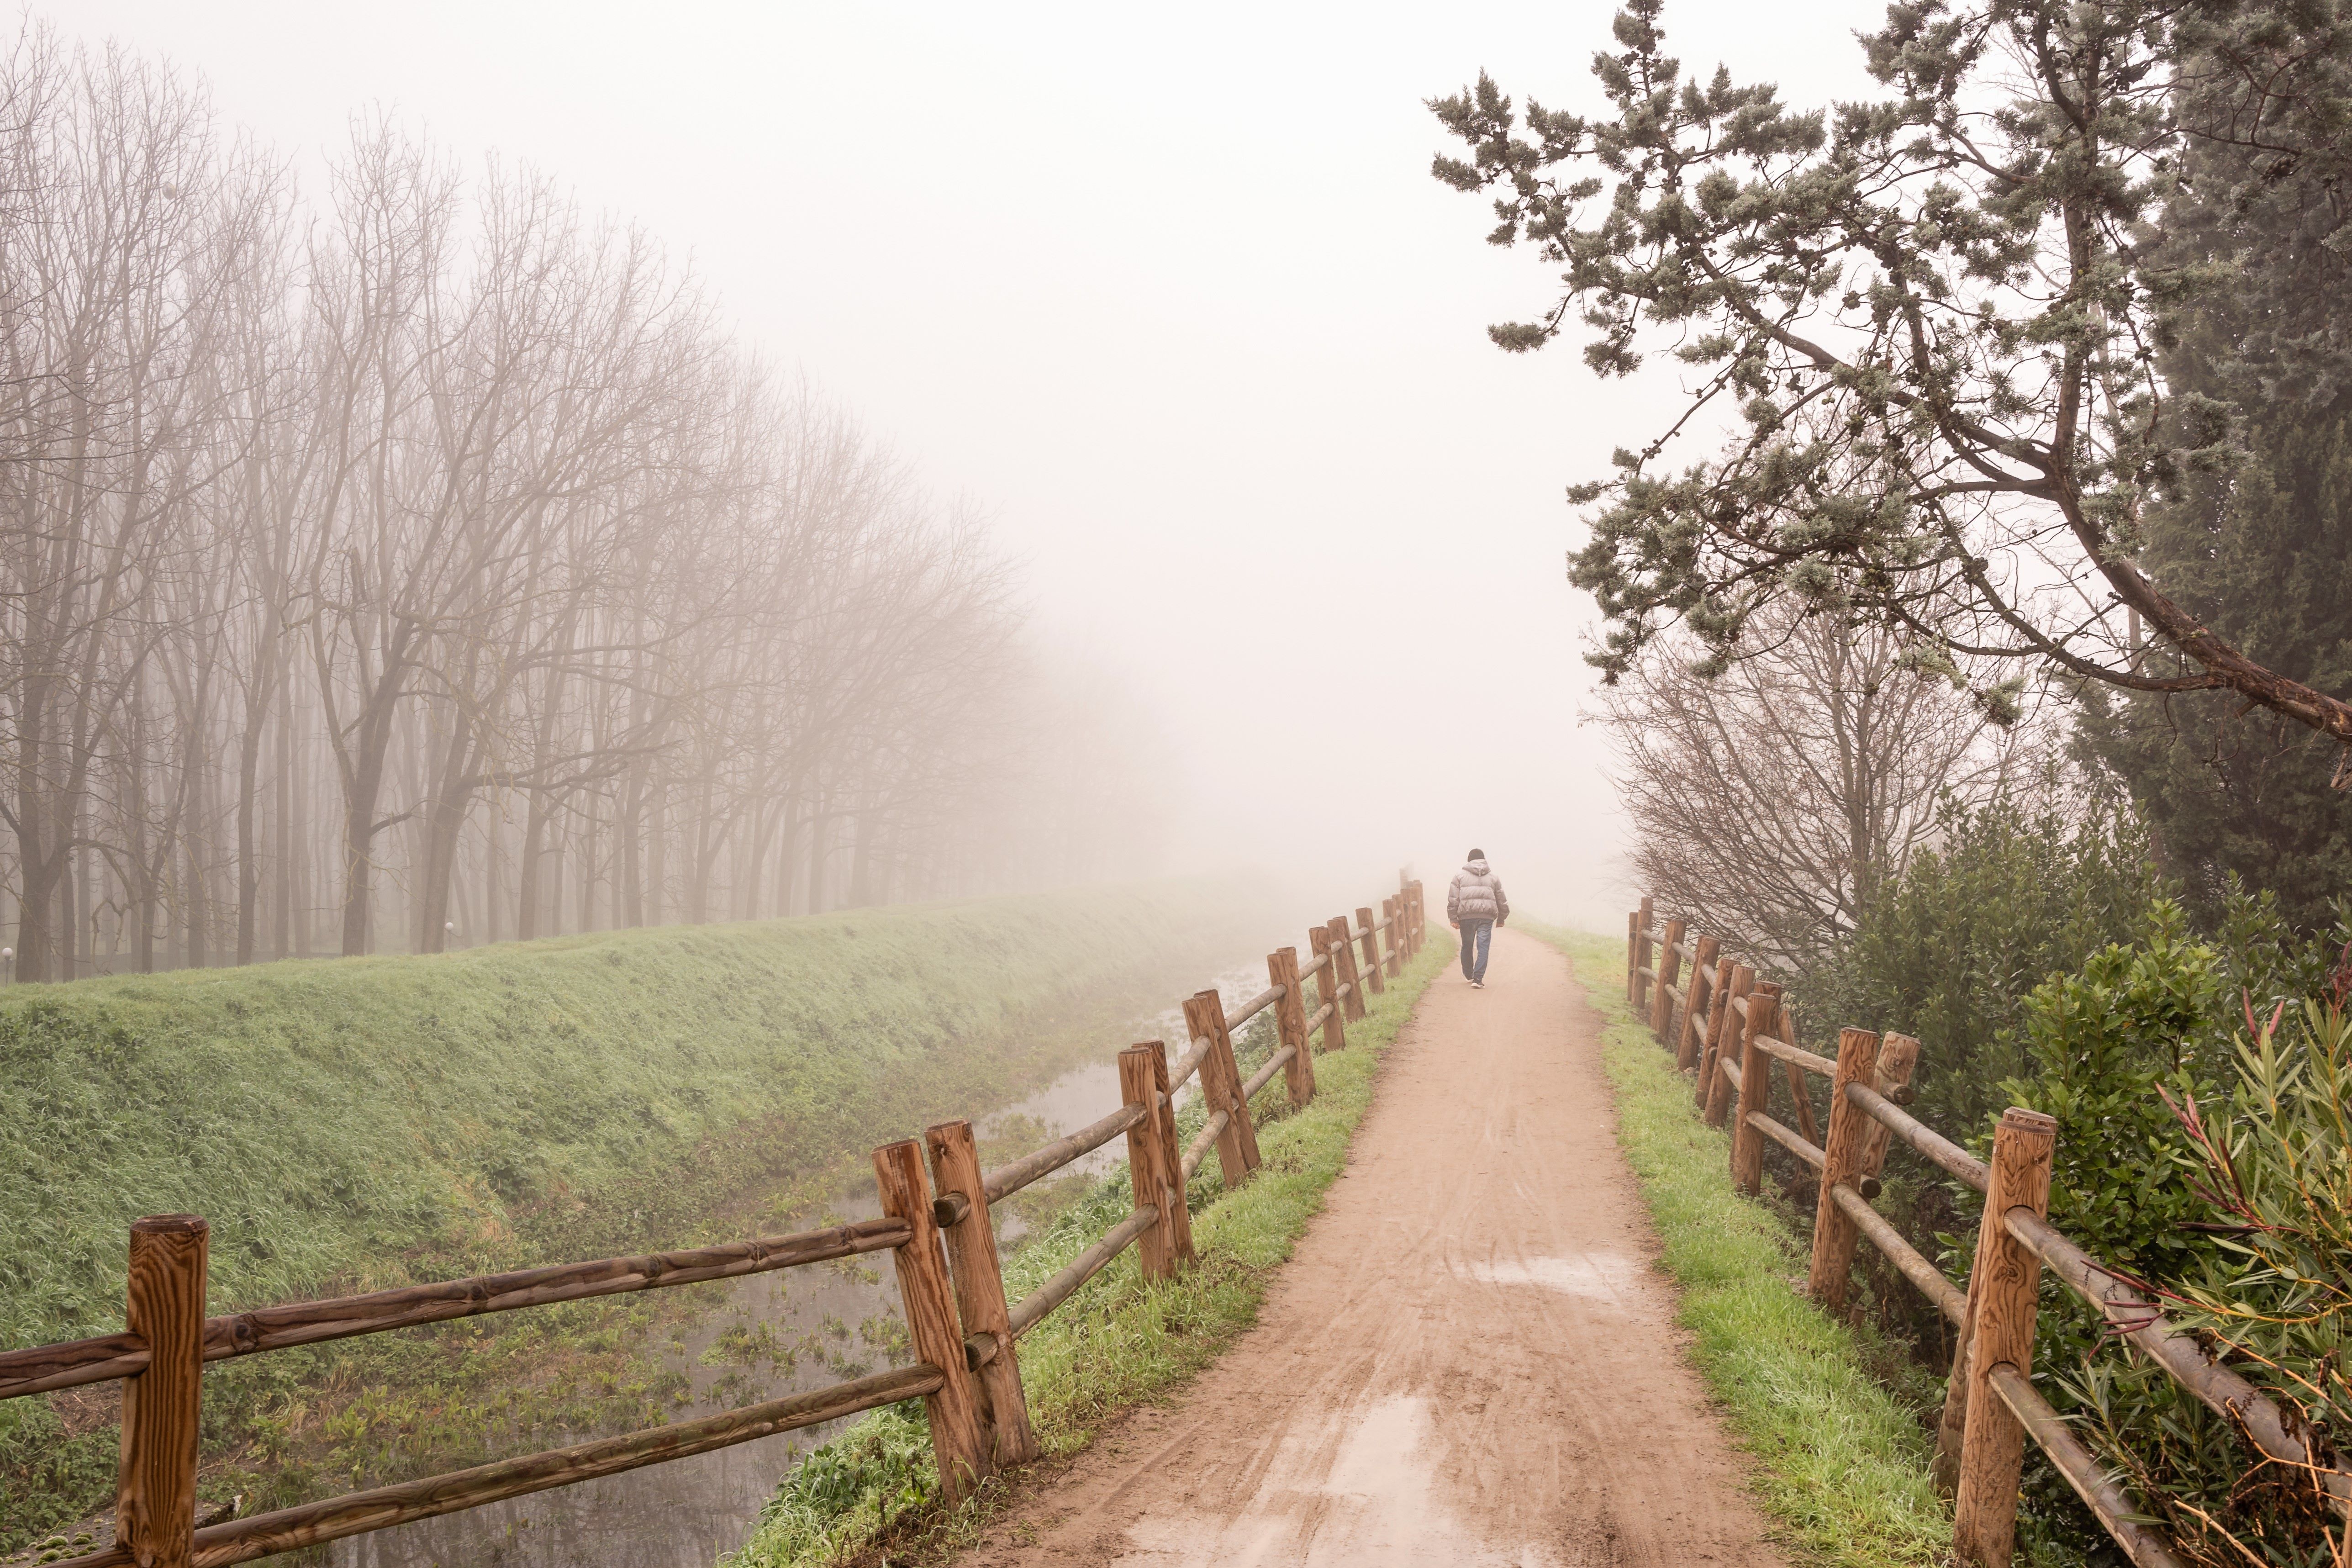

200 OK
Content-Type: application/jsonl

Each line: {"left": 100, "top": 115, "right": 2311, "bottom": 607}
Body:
{"left": 1459, "top": 920, "right": 1492, "bottom": 982}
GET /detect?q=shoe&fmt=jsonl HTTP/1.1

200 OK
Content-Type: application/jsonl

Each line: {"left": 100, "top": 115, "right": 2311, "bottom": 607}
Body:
{"left": 1472, "top": 980, "right": 1484, "bottom": 989}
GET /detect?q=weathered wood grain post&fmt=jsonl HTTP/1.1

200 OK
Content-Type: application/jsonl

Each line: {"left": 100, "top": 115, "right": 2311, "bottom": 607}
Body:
{"left": 1268, "top": 947, "right": 1318, "bottom": 1107}
{"left": 1951, "top": 1108, "right": 2057, "bottom": 1568}
{"left": 1633, "top": 896, "right": 1655, "bottom": 1010}
{"left": 1700, "top": 963, "right": 1755, "bottom": 1120}
{"left": 1932, "top": 1047, "right": 1997, "bottom": 1500}
{"left": 1380, "top": 897, "right": 1404, "bottom": 977}
{"left": 1120, "top": 1042, "right": 1194, "bottom": 1277}
{"left": 1936, "top": 1309, "right": 1977, "bottom": 1495}
{"left": 924, "top": 1119, "right": 1037, "bottom": 1466}
{"left": 1627, "top": 911, "right": 1640, "bottom": 1003}
{"left": 1730, "top": 983, "right": 1782, "bottom": 1194}
{"left": 118, "top": 1214, "right": 207, "bottom": 1568}
{"left": 1652, "top": 918, "right": 1687, "bottom": 1045}
{"left": 1676, "top": 938, "right": 1723, "bottom": 1071}
{"left": 1150, "top": 1040, "right": 1197, "bottom": 1262}
{"left": 1183, "top": 990, "right": 1261, "bottom": 1185}
{"left": 1329, "top": 916, "right": 1367, "bottom": 1022}
{"left": 1858, "top": 1035, "right": 1921, "bottom": 1194}
{"left": 1308, "top": 924, "right": 1348, "bottom": 1051}
{"left": 871, "top": 1140, "right": 993, "bottom": 1497}
{"left": 1409, "top": 880, "right": 1425, "bottom": 955}
{"left": 1354, "top": 907, "right": 1385, "bottom": 997}
{"left": 1807, "top": 1028, "right": 1882, "bottom": 1310}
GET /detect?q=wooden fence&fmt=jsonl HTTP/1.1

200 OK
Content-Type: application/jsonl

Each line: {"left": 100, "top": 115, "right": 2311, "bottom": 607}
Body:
{"left": 0, "top": 878, "right": 1428, "bottom": 1568}
{"left": 1628, "top": 897, "right": 2349, "bottom": 1568}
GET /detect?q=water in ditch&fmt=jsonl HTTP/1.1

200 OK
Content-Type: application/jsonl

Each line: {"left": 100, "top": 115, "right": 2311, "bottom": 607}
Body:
{"left": 326, "top": 957, "right": 1275, "bottom": 1568}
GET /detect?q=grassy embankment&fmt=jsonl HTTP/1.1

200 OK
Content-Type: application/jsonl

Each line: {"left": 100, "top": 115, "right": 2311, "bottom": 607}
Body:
{"left": 1524, "top": 922, "right": 1953, "bottom": 1568}
{"left": 724, "top": 925, "right": 1458, "bottom": 1567}
{"left": 0, "top": 883, "right": 1264, "bottom": 1557}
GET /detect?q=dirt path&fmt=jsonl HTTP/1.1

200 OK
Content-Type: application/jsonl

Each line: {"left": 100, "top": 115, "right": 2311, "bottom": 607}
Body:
{"left": 955, "top": 924, "right": 1789, "bottom": 1567}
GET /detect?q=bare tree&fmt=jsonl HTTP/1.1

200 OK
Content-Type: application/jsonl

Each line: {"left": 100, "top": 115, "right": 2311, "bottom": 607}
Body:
{"left": 1600, "top": 604, "right": 2039, "bottom": 971}
{"left": 0, "top": 33, "right": 1171, "bottom": 976}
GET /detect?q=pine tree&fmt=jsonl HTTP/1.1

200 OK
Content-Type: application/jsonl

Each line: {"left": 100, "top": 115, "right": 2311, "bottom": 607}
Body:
{"left": 2079, "top": 0, "right": 2352, "bottom": 929}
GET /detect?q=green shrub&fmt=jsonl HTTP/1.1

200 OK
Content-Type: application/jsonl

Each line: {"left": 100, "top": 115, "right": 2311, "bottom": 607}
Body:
{"left": 1994, "top": 903, "right": 2231, "bottom": 1565}
{"left": 1808, "top": 792, "right": 2351, "bottom": 1566}
{"left": 1983, "top": 895, "right": 2347, "bottom": 1566}
{"left": 1807, "top": 790, "right": 2161, "bottom": 1143}
{"left": 2114, "top": 985, "right": 2352, "bottom": 1566}
{"left": 2007, "top": 901, "right": 2226, "bottom": 1291}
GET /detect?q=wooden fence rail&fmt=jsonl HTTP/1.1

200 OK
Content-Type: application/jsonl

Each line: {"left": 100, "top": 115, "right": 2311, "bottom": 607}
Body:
{"left": 0, "top": 876, "right": 1428, "bottom": 1568}
{"left": 1627, "top": 900, "right": 2348, "bottom": 1568}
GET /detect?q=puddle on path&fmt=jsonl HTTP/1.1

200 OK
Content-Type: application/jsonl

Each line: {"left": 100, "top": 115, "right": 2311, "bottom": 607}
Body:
{"left": 1117, "top": 1395, "right": 1561, "bottom": 1568}
{"left": 328, "top": 958, "right": 1272, "bottom": 1568}
{"left": 1460, "top": 1252, "right": 1641, "bottom": 1308}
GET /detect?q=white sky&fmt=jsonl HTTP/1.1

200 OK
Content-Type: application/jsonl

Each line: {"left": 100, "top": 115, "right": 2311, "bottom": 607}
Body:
{"left": 50, "top": 0, "right": 1887, "bottom": 931}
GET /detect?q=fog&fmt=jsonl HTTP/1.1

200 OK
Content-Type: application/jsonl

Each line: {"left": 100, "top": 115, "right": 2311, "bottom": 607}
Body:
{"left": 27, "top": 0, "right": 1890, "bottom": 958}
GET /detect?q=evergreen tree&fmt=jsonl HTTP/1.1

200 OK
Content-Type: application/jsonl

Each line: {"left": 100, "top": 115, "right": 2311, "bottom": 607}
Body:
{"left": 2079, "top": 0, "right": 2352, "bottom": 929}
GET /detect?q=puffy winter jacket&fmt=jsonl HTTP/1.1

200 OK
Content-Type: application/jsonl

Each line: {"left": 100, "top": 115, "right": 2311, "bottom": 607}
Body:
{"left": 1447, "top": 859, "right": 1508, "bottom": 924}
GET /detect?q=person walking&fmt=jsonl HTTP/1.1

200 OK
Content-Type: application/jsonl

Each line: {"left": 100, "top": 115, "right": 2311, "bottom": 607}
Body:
{"left": 1446, "top": 848, "right": 1509, "bottom": 988}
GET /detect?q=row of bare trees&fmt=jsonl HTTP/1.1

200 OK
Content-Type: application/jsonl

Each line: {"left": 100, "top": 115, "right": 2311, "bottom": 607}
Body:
{"left": 0, "top": 29, "right": 1153, "bottom": 982}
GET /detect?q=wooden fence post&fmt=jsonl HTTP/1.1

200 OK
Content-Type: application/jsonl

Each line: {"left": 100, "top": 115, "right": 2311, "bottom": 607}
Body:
{"left": 1354, "top": 907, "right": 1385, "bottom": 997}
{"left": 1858, "top": 1035, "right": 1921, "bottom": 1195}
{"left": 1652, "top": 918, "right": 1687, "bottom": 1045}
{"left": 924, "top": 1119, "right": 1037, "bottom": 1467}
{"left": 1150, "top": 1041, "right": 1196, "bottom": 1262}
{"left": 1627, "top": 911, "right": 1640, "bottom": 1003}
{"left": 1183, "top": 990, "right": 1261, "bottom": 1184}
{"left": 1380, "top": 898, "right": 1403, "bottom": 977}
{"left": 1701, "top": 964, "right": 1755, "bottom": 1122}
{"left": 1329, "top": 916, "right": 1367, "bottom": 1022}
{"left": 1410, "top": 880, "right": 1425, "bottom": 956}
{"left": 871, "top": 1140, "right": 993, "bottom": 1498}
{"left": 1951, "top": 1108, "right": 2057, "bottom": 1568}
{"left": 1676, "top": 938, "right": 1722, "bottom": 1071}
{"left": 1268, "top": 946, "right": 1318, "bottom": 1107}
{"left": 1807, "top": 1028, "right": 1882, "bottom": 1310}
{"left": 1730, "top": 984, "right": 1782, "bottom": 1194}
{"left": 1926, "top": 1037, "right": 1982, "bottom": 1498}
{"left": 118, "top": 1214, "right": 207, "bottom": 1568}
{"left": 1308, "top": 924, "right": 1348, "bottom": 1051}
{"left": 1633, "top": 896, "right": 1655, "bottom": 1009}
{"left": 1935, "top": 1311, "right": 1976, "bottom": 1496}
{"left": 1120, "top": 1042, "right": 1193, "bottom": 1277}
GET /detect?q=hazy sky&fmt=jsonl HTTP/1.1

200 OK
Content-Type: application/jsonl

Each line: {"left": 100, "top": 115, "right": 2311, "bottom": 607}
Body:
{"left": 52, "top": 0, "right": 1888, "bottom": 929}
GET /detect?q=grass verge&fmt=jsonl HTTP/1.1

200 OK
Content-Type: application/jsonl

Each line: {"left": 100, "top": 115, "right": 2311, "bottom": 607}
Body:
{"left": 724, "top": 926, "right": 1458, "bottom": 1567}
{"left": 0, "top": 883, "right": 1266, "bottom": 1557}
{"left": 1523, "top": 921, "right": 1951, "bottom": 1568}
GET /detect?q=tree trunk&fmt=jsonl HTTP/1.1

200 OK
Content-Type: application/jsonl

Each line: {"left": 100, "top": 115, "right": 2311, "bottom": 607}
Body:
{"left": 273, "top": 664, "right": 293, "bottom": 961}
{"left": 518, "top": 788, "right": 551, "bottom": 941}
{"left": 235, "top": 668, "right": 272, "bottom": 966}
{"left": 643, "top": 777, "right": 667, "bottom": 927}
